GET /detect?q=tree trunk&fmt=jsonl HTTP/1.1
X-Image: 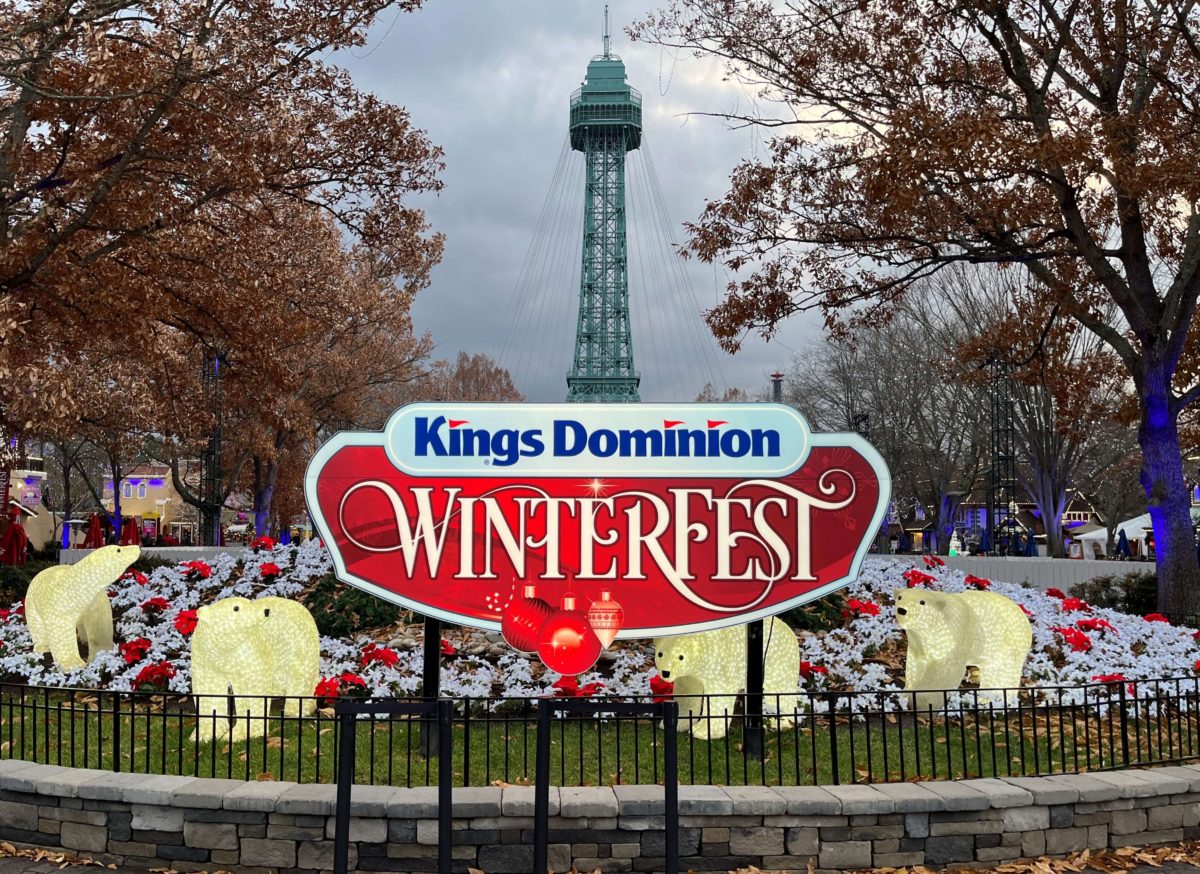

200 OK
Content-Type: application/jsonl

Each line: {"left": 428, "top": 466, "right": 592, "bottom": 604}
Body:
{"left": 108, "top": 454, "right": 122, "bottom": 538}
{"left": 1025, "top": 467, "right": 1067, "bottom": 558}
{"left": 934, "top": 492, "right": 964, "bottom": 555}
{"left": 1138, "top": 364, "right": 1200, "bottom": 614}
{"left": 252, "top": 455, "right": 279, "bottom": 537}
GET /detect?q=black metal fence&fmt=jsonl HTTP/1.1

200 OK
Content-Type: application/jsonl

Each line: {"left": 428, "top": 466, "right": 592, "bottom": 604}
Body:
{"left": 3, "top": 676, "right": 1200, "bottom": 786}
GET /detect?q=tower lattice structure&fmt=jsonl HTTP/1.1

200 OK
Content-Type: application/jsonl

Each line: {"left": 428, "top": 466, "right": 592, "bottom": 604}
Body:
{"left": 566, "top": 11, "right": 642, "bottom": 403}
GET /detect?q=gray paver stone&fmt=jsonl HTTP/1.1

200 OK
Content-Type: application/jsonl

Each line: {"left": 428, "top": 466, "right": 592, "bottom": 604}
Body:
{"left": 819, "top": 840, "right": 872, "bottom": 869}
{"left": 1045, "top": 774, "right": 1122, "bottom": 803}
{"left": 1111, "top": 809, "right": 1149, "bottom": 835}
{"left": 771, "top": 785, "right": 841, "bottom": 815}
{"left": 1000, "top": 806, "right": 1050, "bottom": 832}
{"left": 347, "top": 784, "right": 398, "bottom": 817}
{"left": 451, "top": 786, "right": 502, "bottom": 817}
{"left": 275, "top": 783, "right": 336, "bottom": 815}
{"left": 1046, "top": 826, "right": 1089, "bottom": 854}
{"left": 130, "top": 804, "right": 184, "bottom": 831}
{"left": 388, "top": 786, "right": 441, "bottom": 818}
{"left": 223, "top": 780, "right": 296, "bottom": 812}
{"left": 729, "top": 825, "right": 784, "bottom": 856}
{"left": 917, "top": 780, "right": 989, "bottom": 810}
{"left": 559, "top": 786, "right": 617, "bottom": 818}
{"left": 722, "top": 785, "right": 784, "bottom": 816}
{"left": 183, "top": 821, "right": 238, "bottom": 850}
{"left": 1130, "top": 769, "right": 1191, "bottom": 796}
{"left": 298, "top": 840, "right": 356, "bottom": 871}
{"left": 679, "top": 785, "right": 734, "bottom": 816}
{"left": 614, "top": 784, "right": 665, "bottom": 815}
{"left": 787, "top": 826, "right": 818, "bottom": 855}
{"left": 108, "top": 773, "right": 196, "bottom": 806}
{"left": 240, "top": 837, "right": 297, "bottom": 868}
{"left": 905, "top": 812, "right": 930, "bottom": 837}
{"left": 502, "top": 785, "right": 558, "bottom": 816}
{"left": 1001, "top": 776, "right": 1079, "bottom": 805}
{"left": 325, "top": 815, "right": 385, "bottom": 843}
{"left": 477, "top": 844, "right": 534, "bottom": 873}
{"left": 824, "top": 783, "right": 893, "bottom": 814}
{"left": 873, "top": 782, "right": 943, "bottom": 812}
{"left": 924, "top": 835, "right": 975, "bottom": 864}
{"left": 0, "top": 800, "right": 38, "bottom": 831}
{"left": 1089, "top": 771, "right": 1162, "bottom": 798}
{"left": 956, "top": 778, "right": 1034, "bottom": 808}
{"left": 30, "top": 767, "right": 110, "bottom": 799}
{"left": 60, "top": 822, "right": 107, "bottom": 853}
{"left": 168, "top": 778, "right": 245, "bottom": 809}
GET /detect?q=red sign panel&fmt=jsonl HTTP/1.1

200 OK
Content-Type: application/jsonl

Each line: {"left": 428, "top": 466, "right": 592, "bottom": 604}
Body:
{"left": 306, "top": 403, "right": 890, "bottom": 639}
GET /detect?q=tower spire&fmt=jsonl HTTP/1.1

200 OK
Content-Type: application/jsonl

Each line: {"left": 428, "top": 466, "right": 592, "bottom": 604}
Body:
{"left": 603, "top": 5, "right": 611, "bottom": 58}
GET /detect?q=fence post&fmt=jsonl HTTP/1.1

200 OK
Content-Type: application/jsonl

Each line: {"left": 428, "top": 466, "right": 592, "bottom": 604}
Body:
{"left": 436, "top": 700, "right": 453, "bottom": 874}
{"left": 663, "top": 701, "right": 679, "bottom": 874}
{"left": 532, "top": 699, "right": 552, "bottom": 874}
{"left": 333, "top": 710, "right": 356, "bottom": 874}
{"left": 827, "top": 693, "right": 840, "bottom": 785}
{"left": 111, "top": 691, "right": 121, "bottom": 774}
{"left": 1118, "top": 681, "right": 1131, "bottom": 768}
{"left": 420, "top": 616, "right": 441, "bottom": 757}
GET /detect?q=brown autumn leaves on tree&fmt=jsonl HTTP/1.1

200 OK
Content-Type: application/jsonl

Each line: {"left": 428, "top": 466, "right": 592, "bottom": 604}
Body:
{"left": 0, "top": 1, "right": 455, "bottom": 529}
{"left": 634, "top": 1, "right": 1200, "bottom": 612}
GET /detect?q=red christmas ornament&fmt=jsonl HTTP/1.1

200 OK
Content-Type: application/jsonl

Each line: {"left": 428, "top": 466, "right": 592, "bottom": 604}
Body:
{"left": 586, "top": 589, "right": 624, "bottom": 649}
{"left": 501, "top": 584, "right": 553, "bottom": 653}
{"left": 537, "top": 593, "right": 602, "bottom": 675}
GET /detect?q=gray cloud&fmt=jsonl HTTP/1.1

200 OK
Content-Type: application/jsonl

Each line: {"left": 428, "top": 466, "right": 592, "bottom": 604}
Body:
{"left": 339, "top": 0, "right": 823, "bottom": 402}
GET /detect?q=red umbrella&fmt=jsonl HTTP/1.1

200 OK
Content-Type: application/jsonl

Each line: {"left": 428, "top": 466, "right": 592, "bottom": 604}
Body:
{"left": 82, "top": 513, "right": 104, "bottom": 549}
{"left": 0, "top": 506, "right": 28, "bottom": 566}
{"left": 119, "top": 517, "right": 140, "bottom": 546}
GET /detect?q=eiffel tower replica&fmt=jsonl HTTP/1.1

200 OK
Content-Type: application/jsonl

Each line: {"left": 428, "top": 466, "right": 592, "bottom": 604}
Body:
{"left": 565, "top": 7, "right": 642, "bottom": 403}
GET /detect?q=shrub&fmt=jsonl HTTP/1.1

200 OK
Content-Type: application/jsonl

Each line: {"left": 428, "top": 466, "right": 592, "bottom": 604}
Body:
{"left": 302, "top": 573, "right": 402, "bottom": 637}
{"left": 783, "top": 591, "right": 848, "bottom": 632}
{"left": 1070, "top": 571, "right": 1158, "bottom": 616}
{"left": 0, "top": 560, "right": 56, "bottom": 603}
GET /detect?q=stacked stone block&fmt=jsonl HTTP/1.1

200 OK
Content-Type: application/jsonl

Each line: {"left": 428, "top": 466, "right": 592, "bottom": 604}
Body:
{"left": 2, "top": 760, "right": 1200, "bottom": 873}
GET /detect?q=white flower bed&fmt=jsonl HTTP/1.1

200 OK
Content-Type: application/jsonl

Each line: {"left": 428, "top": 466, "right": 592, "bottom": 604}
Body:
{"left": 0, "top": 548, "right": 1196, "bottom": 713}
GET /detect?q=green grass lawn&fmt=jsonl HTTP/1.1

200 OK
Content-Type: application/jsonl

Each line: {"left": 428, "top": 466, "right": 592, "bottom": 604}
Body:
{"left": 3, "top": 688, "right": 1197, "bottom": 787}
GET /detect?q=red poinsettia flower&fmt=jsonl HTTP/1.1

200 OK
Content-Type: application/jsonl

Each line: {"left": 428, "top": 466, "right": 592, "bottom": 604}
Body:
{"left": 578, "top": 681, "right": 605, "bottom": 697}
{"left": 922, "top": 555, "right": 945, "bottom": 569}
{"left": 1076, "top": 617, "right": 1117, "bottom": 635}
{"left": 258, "top": 562, "right": 282, "bottom": 580}
{"left": 902, "top": 569, "right": 936, "bottom": 588}
{"left": 1060, "top": 597, "right": 1092, "bottom": 613}
{"left": 118, "top": 637, "right": 152, "bottom": 665}
{"left": 140, "top": 596, "right": 170, "bottom": 614}
{"left": 132, "top": 661, "right": 176, "bottom": 692}
{"left": 1193, "top": 629, "right": 1200, "bottom": 642}
{"left": 180, "top": 560, "right": 212, "bottom": 581}
{"left": 1145, "top": 613, "right": 1170, "bottom": 623}
{"left": 963, "top": 575, "right": 991, "bottom": 590}
{"left": 552, "top": 675, "right": 579, "bottom": 697}
{"left": 314, "top": 677, "right": 342, "bottom": 703}
{"left": 844, "top": 598, "right": 881, "bottom": 618}
{"left": 0, "top": 602, "right": 19, "bottom": 621}
{"left": 339, "top": 671, "right": 367, "bottom": 690}
{"left": 174, "top": 610, "right": 199, "bottom": 635}
{"left": 1046, "top": 588, "right": 1067, "bottom": 600}
{"left": 649, "top": 674, "right": 674, "bottom": 703}
{"left": 361, "top": 643, "right": 399, "bottom": 668}
{"left": 1019, "top": 604, "right": 1034, "bottom": 620}
{"left": 1050, "top": 626, "right": 1092, "bottom": 652}
{"left": 440, "top": 639, "right": 457, "bottom": 657}
{"left": 120, "top": 570, "right": 149, "bottom": 586}
{"left": 251, "top": 536, "right": 276, "bottom": 551}
{"left": 1194, "top": 660, "right": 1200, "bottom": 673}
{"left": 799, "top": 661, "right": 829, "bottom": 680}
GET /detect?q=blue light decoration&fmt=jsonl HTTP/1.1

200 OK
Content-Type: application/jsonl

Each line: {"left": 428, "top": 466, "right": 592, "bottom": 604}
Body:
{"left": 23, "top": 477, "right": 35, "bottom": 485}
{"left": 61, "top": 524, "right": 70, "bottom": 549}
{"left": 280, "top": 528, "right": 292, "bottom": 546}
{"left": 128, "top": 478, "right": 141, "bottom": 486}
{"left": 148, "top": 478, "right": 165, "bottom": 488}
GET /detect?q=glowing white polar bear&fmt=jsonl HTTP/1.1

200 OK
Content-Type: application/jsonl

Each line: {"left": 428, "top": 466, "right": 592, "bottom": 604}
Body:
{"left": 894, "top": 588, "right": 1032, "bottom": 711}
{"left": 191, "top": 596, "right": 319, "bottom": 743}
{"left": 26, "top": 544, "right": 139, "bottom": 671}
{"left": 653, "top": 616, "right": 800, "bottom": 739}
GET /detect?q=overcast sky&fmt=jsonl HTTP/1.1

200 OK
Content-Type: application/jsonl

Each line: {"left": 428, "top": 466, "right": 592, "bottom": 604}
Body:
{"left": 338, "top": 0, "right": 824, "bottom": 402}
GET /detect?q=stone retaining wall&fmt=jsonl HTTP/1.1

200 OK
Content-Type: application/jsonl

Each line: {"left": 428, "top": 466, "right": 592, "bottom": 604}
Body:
{"left": 3, "top": 760, "right": 1200, "bottom": 873}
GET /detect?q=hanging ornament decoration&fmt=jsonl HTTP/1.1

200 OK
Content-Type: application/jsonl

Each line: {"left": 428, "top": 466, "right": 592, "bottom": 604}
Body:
{"left": 501, "top": 584, "right": 553, "bottom": 654}
{"left": 537, "top": 593, "right": 602, "bottom": 675}
{"left": 586, "top": 589, "right": 624, "bottom": 649}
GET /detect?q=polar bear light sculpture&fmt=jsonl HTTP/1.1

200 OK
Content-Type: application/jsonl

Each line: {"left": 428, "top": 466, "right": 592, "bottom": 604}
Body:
{"left": 653, "top": 616, "right": 799, "bottom": 739}
{"left": 26, "top": 544, "right": 139, "bottom": 671}
{"left": 191, "top": 596, "right": 320, "bottom": 743}
{"left": 894, "top": 588, "right": 1031, "bottom": 711}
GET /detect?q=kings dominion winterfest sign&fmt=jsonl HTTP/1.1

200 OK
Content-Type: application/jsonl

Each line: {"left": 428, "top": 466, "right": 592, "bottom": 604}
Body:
{"left": 305, "top": 403, "right": 891, "bottom": 657}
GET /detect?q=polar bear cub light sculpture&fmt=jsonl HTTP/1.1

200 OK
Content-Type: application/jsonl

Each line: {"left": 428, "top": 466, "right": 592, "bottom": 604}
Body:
{"left": 894, "top": 588, "right": 1032, "bottom": 711}
{"left": 191, "top": 595, "right": 320, "bottom": 743}
{"left": 653, "top": 616, "right": 800, "bottom": 739}
{"left": 26, "top": 544, "right": 139, "bottom": 671}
